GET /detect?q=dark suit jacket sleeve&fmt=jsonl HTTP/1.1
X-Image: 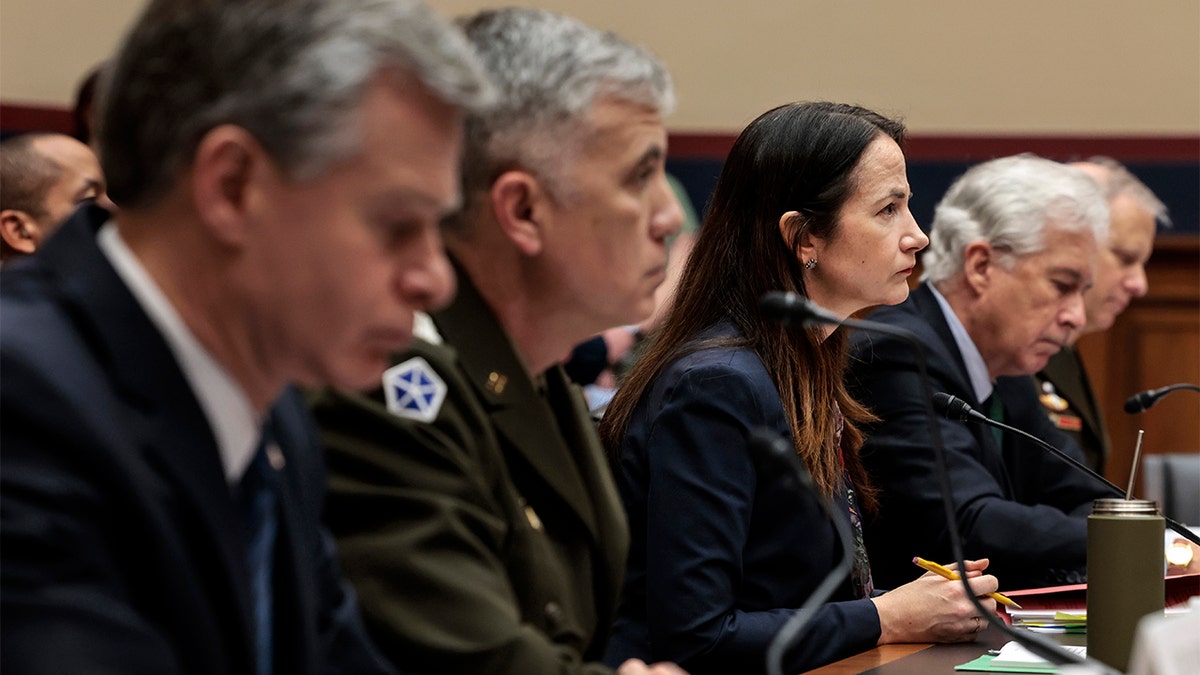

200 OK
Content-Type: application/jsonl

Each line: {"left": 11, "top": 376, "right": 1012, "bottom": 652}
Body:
{"left": 993, "top": 376, "right": 1110, "bottom": 520}
{"left": 1, "top": 352, "right": 186, "bottom": 674}
{"left": 273, "top": 391, "right": 400, "bottom": 675}
{"left": 310, "top": 385, "right": 615, "bottom": 675}
{"left": 636, "top": 360, "right": 879, "bottom": 672}
{"left": 848, "top": 329, "right": 1104, "bottom": 589}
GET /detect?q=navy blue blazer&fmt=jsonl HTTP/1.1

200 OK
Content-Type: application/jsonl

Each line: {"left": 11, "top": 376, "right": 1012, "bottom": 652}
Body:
{"left": 0, "top": 207, "right": 394, "bottom": 675}
{"left": 847, "top": 284, "right": 1111, "bottom": 590}
{"left": 607, "top": 322, "right": 880, "bottom": 675}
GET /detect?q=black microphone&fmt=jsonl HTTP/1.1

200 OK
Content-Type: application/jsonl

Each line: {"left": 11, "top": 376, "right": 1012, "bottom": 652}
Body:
{"left": 748, "top": 428, "right": 854, "bottom": 675}
{"left": 1123, "top": 383, "right": 1200, "bottom": 414}
{"left": 933, "top": 392, "right": 1200, "bottom": 547}
{"left": 932, "top": 392, "right": 990, "bottom": 425}
{"left": 760, "top": 293, "right": 1095, "bottom": 672}
{"left": 759, "top": 291, "right": 844, "bottom": 328}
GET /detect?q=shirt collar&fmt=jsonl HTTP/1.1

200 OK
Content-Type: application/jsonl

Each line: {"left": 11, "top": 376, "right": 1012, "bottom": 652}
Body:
{"left": 928, "top": 283, "right": 993, "bottom": 403}
{"left": 96, "top": 221, "right": 259, "bottom": 484}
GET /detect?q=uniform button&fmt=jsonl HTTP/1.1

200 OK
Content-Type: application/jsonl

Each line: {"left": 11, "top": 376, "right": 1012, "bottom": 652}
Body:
{"left": 486, "top": 371, "right": 507, "bottom": 394}
{"left": 544, "top": 601, "right": 563, "bottom": 624}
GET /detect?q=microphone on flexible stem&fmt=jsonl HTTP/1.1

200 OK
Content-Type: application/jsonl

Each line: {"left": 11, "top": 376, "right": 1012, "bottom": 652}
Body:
{"left": 1123, "top": 383, "right": 1200, "bottom": 414}
{"left": 933, "top": 392, "right": 1200, "bottom": 547}
{"left": 759, "top": 291, "right": 1104, "bottom": 672}
{"left": 749, "top": 428, "right": 855, "bottom": 675}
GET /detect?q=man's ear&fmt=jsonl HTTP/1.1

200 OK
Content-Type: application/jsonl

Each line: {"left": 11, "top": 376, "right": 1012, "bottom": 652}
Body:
{"left": 0, "top": 209, "right": 42, "bottom": 255}
{"left": 489, "top": 170, "right": 544, "bottom": 256}
{"left": 963, "top": 241, "right": 994, "bottom": 293}
{"left": 189, "top": 124, "right": 268, "bottom": 246}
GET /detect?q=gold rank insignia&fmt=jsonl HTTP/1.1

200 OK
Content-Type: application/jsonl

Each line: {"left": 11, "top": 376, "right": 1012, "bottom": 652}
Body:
{"left": 1039, "top": 381, "right": 1069, "bottom": 412}
{"left": 486, "top": 371, "right": 508, "bottom": 394}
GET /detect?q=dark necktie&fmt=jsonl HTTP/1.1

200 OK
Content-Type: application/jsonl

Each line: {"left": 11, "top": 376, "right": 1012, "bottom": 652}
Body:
{"left": 237, "top": 423, "right": 279, "bottom": 675}
{"left": 984, "top": 392, "right": 1005, "bottom": 450}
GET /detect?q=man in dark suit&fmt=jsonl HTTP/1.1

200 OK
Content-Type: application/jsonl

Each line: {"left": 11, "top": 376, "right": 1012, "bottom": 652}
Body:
{"left": 848, "top": 155, "right": 1115, "bottom": 590}
{"left": 0, "top": 1, "right": 492, "bottom": 673}
{"left": 308, "top": 9, "right": 685, "bottom": 675}
{"left": 1034, "top": 158, "right": 1167, "bottom": 472}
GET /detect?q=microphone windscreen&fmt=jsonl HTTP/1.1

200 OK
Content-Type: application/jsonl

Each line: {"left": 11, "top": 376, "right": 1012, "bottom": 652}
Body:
{"left": 759, "top": 291, "right": 800, "bottom": 324}
{"left": 932, "top": 392, "right": 955, "bottom": 416}
{"left": 1123, "top": 392, "right": 1150, "bottom": 414}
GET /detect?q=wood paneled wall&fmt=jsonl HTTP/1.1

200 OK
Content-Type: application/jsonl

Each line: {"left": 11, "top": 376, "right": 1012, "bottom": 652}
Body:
{"left": 1076, "top": 235, "right": 1200, "bottom": 489}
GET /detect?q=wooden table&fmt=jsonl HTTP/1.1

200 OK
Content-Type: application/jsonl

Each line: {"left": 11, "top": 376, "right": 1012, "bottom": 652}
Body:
{"left": 801, "top": 626, "right": 1085, "bottom": 674}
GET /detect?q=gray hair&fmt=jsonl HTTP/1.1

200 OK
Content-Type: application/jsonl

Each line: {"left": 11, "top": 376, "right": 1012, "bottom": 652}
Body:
{"left": 1075, "top": 156, "right": 1171, "bottom": 228}
{"left": 455, "top": 8, "right": 674, "bottom": 210}
{"left": 98, "top": 0, "right": 494, "bottom": 209}
{"left": 921, "top": 154, "right": 1110, "bottom": 284}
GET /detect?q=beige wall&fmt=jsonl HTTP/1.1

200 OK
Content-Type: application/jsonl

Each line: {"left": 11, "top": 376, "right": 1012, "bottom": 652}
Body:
{"left": 3, "top": 0, "right": 1197, "bottom": 134}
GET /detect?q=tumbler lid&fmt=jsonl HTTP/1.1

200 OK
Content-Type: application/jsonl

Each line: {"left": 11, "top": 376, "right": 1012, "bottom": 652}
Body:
{"left": 1092, "top": 498, "right": 1159, "bottom": 515}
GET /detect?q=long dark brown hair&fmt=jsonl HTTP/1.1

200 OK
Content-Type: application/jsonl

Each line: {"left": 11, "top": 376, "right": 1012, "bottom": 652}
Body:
{"left": 599, "top": 101, "right": 906, "bottom": 511}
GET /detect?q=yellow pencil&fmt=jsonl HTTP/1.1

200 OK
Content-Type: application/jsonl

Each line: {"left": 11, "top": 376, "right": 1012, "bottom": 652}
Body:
{"left": 912, "top": 556, "right": 1022, "bottom": 609}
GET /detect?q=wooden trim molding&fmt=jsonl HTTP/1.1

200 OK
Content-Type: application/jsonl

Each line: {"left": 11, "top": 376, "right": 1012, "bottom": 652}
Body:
{"left": 668, "top": 131, "right": 1199, "bottom": 162}
{"left": 1, "top": 103, "right": 74, "bottom": 135}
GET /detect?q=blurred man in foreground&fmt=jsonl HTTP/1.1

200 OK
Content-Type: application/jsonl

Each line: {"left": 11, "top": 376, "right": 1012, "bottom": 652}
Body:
{"left": 0, "top": 0, "right": 491, "bottom": 672}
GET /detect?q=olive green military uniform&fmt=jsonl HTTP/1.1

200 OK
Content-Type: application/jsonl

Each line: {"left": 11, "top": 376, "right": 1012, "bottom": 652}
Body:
{"left": 1034, "top": 346, "right": 1110, "bottom": 472}
{"left": 309, "top": 269, "right": 628, "bottom": 674}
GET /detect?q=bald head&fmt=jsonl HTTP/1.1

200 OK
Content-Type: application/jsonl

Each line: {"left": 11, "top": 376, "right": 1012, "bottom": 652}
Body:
{"left": 0, "top": 132, "right": 111, "bottom": 261}
{"left": 1069, "top": 158, "right": 1164, "bottom": 334}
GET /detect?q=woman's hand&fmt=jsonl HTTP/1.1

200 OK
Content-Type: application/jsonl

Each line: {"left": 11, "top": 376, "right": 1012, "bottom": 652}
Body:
{"left": 870, "top": 558, "right": 1000, "bottom": 645}
{"left": 617, "top": 659, "right": 688, "bottom": 675}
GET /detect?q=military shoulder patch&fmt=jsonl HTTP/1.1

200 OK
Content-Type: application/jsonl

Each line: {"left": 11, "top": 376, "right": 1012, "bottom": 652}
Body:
{"left": 382, "top": 357, "right": 447, "bottom": 423}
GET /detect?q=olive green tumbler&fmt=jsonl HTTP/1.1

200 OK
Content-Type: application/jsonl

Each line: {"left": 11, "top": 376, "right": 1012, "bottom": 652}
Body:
{"left": 1086, "top": 498, "right": 1164, "bottom": 672}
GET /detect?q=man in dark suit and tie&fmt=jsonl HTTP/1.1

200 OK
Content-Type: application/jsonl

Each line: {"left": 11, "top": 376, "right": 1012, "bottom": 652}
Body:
{"left": 0, "top": 1, "right": 492, "bottom": 673}
{"left": 847, "top": 155, "right": 1115, "bottom": 590}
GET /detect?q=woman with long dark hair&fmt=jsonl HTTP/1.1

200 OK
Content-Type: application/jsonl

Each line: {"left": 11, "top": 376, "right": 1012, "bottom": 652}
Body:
{"left": 600, "top": 102, "right": 999, "bottom": 673}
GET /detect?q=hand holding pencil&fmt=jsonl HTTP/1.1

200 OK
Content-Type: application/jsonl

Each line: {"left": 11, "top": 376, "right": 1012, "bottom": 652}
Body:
{"left": 871, "top": 557, "right": 1002, "bottom": 643}
{"left": 913, "top": 556, "right": 1022, "bottom": 609}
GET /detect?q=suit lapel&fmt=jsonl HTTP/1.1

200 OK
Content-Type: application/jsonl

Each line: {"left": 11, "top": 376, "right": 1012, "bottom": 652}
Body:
{"left": 39, "top": 210, "right": 258, "bottom": 661}
{"left": 911, "top": 284, "right": 977, "bottom": 403}
{"left": 542, "top": 365, "right": 628, "bottom": 622}
{"left": 910, "top": 285, "right": 1013, "bottom": 490}
{"left": 266, "top": 398, "right": 318, "bottom": 675}
{"left": 433, "top": 267, "right": 600, "bottom": 543}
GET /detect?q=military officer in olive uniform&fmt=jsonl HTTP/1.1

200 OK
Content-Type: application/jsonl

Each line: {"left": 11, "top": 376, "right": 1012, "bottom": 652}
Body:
{"left": 308, "top": 9, "right": 684, "bottom": 675}
{"left": 1034, "top": 158, "right": 1166, "bottom": 472}
{"left": 1034, "top": 349, "right": 1110, "bottom": 472}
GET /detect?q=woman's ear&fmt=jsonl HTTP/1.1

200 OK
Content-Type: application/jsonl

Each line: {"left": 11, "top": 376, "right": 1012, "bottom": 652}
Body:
{"left": 779, "top": 210, "right": 818, "bottom": 262}
{"left": 490, "top": 170, "right": 544, "bottom": 256}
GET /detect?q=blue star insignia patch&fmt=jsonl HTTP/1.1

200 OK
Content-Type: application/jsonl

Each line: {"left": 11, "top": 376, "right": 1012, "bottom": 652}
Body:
{"left": 382, "top": 357, "right": 446, "bottom": 423}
